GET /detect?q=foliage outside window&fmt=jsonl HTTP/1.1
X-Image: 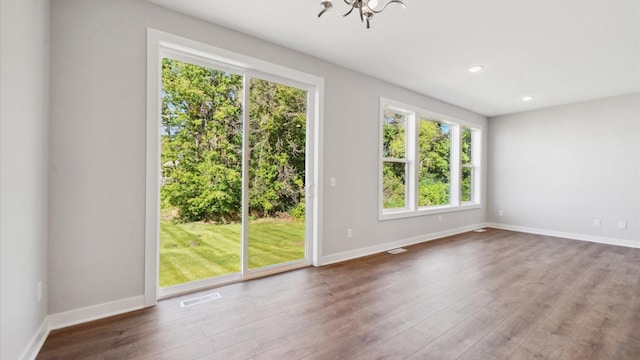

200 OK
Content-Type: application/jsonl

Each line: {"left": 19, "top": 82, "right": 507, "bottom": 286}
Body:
{"left": 160, "top": 58, "right": 308, "bottom": 223}
{"left": 161, "top": 59, "right": 244, "bottom": 223}
{"left": 382, "top": 109, "right": 408, "bottom": 209}
{"left": 380, "top": 99, "right": 481, "bottom": 219}
{"left": 461, "top": 127, "right": 473, "bottom": 202}
{"left": 418, "top": 118, "right": 451, "bottom": 207}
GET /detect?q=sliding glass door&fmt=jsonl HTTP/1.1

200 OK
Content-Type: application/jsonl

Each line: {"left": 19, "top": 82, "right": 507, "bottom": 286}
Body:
{"left": 158, "top": 56, "right": 311, "bottom": 296}
{"left": 247, "top": 78, "right": 307, "bottom": 271}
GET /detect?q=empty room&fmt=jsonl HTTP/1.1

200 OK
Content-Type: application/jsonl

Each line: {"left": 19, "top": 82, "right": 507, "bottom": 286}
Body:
{"left": 1, "top": 0, "right": 638, "bottom": 359}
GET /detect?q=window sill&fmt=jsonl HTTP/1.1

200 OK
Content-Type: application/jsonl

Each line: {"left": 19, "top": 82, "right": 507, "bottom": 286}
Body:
{"left": 379, "top": 203, "right": 481, "bottom": 221}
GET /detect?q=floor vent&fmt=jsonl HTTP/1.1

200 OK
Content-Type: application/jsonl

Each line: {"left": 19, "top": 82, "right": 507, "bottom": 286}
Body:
{"left": 180, "top": 292, "right": 222, "bottom": 307}
{"left": 473, "top": 228, "right": 487, "bottom": 233}
{"left": 387, "top": 248, "right": 407, "bottom": 254}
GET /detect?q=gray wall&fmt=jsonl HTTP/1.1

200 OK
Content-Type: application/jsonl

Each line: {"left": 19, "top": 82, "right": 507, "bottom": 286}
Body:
{"left": 48, "top": 0, "right": 487, "bottom": 314}
{"left": 488, "top": 93, "right": 640, "bottom": 243}
{"left": 0, "top": 0, "right": 50, "bottom": 359}
{"left": 4, "top": 1, "right": 637, "bottom": 356}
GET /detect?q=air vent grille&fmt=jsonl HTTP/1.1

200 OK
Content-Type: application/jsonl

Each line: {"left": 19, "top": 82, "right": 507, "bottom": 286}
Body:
{"left": 387, "top": 248, "right": 407, "bottom": 254}
{"left": 180, "top": 292, "right": 222, "bottom": 307}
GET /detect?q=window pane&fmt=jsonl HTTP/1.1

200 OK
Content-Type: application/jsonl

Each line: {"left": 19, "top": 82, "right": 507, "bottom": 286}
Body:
{"left": 462, "top": 127, "right": 472, "bottom": 164}
{"left": 382, "top": 108, "right": 406, "bottom": 158}
{"left": 383, "top": 162, "right": 406, "bottom": 209}
{"left": 462, "top": 167, "right": 472, "bottom": 202}
{"left": 160, "top": 58, "right": 243, "bottom": 287}
{"left": 248, "top": 78, "right": 307, "bottom": 270}
{"left": 417, "top": 119, "right": 450, "bottom": 207}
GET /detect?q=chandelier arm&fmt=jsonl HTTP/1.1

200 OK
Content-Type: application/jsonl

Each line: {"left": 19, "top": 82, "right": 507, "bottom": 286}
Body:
{"left": 319, "top": 0, "right": 405, "bottom": 28}
{"left": 318, "top": 8, "right": 331, "bottom": 17}
{"left": 342, "top": 6, "right": 355, "bottom": 17}
{"left": 369, "top": 0, "right": 406, "bottom": 14}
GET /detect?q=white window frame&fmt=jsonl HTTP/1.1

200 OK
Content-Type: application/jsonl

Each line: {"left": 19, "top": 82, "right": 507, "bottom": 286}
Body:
{"left": 460, "top": 126, "right": 481, "bottom": 205}
{"left": 379, "top": 98, "right": 482, "bottom": 221}
{"left": 380, "top": 106, "right": 414, "bottom": 211}
{"left": 145, "top": 29, "right": 324, "bottom": 305}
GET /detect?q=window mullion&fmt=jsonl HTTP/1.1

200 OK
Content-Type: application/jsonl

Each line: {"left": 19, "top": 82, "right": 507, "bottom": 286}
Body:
{"left": 382, "top": 158, "right": 407, "bottom": 163}
{"left": 450, "top": 125, "right": 461, "bottom": 206}
{"left": 407, "top": 112, "right": 417, "bottom": 211}
{"left": 380, "top": 97, "right": 482, "bottom": 220}
{"left": 241, "top": 74, "right": 250, "bottom": 276}
{"left": 472, "top": 129, "right": 481, "bottom": 204}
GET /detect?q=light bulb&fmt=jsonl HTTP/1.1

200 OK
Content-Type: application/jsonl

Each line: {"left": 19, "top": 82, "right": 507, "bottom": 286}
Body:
{"left": 368, "top": 0, "right": 379, "bottom": 9}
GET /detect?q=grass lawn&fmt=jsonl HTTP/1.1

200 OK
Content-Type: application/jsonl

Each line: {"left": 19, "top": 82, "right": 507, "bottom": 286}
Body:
{"left": 159, "top": 219, "right": 305, "bottom": 288}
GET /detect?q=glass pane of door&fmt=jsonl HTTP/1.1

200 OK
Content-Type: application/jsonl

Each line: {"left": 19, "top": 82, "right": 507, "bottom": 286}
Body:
{"left": 159, "top": 58, "right": 243, "bottom": 287}
{"left": 247, "top": 78, "right": 307, "bottom": 270}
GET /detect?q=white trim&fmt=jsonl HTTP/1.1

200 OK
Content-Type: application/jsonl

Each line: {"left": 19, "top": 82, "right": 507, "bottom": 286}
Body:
{"left": 379, "top": 99, "right": 386, "bottom": 217}
{"left": 450, "top": 123, "right": 461, "bottom": 205}
{"left": 48, "top": 296, "right": 146, "bottom": 331}
{"left": 382, "top": 98, "right": 484, "bottom": 130}
{"left": 160, "top": 48, "right": 244, "bottom": 77}
{"left": 379, "top": 97, "right": 483, "bottom": 221}
{"left": 245, "top": 261, "right": 310, "bottom": 280}
{"left": 151, "top": 29, "right": 322, "bottom": 89}
{"left": 470, "top": 129, "right": 482, "bottom": 204}
{"left": 23, "top": 221, "right": 635, "bottom": 359}
{"left": 159, "top": 273, "right": 243, "bottom": 299}
{"left": 19, "top": 318, "right": 49, "bottom": 360}
{"left": 157, "top": 260, "right": 310, "bottom": 300}
{"left": 145, "top": 28, "right": 161, "bottom": 307}
{"left": 312, "top": 81, "right": 324, "bottom": 267}
{"left": 486, "top": 223, "right": 640, "bottom": 249}
{"left": 319, "top": 223, "right": 486, "bottom": 266}
{"left": 241, "top": 74, "right": 250, "bottom": 276}
{"left": 145, "top": 28, "right": 324, "bottom": 301}
{"left": 23, "top": 296, "right": 146, "bottom": 358}
{"left": 381, "top": 203, "right": 481, "bottom": 221}
{"left": 407, "top": 111, "right": 417, "bottom": 210}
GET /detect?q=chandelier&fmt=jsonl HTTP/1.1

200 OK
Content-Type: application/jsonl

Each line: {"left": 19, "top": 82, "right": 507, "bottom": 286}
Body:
{"left": 318, "top": 0, "right": 406, "bottom": 29}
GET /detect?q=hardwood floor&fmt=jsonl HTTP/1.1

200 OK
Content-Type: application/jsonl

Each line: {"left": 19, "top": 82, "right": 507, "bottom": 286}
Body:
{"left": 37, "top": 229, "right": 640, "bottom": 359}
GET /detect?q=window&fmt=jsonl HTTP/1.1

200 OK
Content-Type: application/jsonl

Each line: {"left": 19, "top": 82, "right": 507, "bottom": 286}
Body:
{"left": 461, "top": 127, "right": 474, "bottom": 202}
{"left": 418, "top": 117, "right": 451, "bottom": 207}
{"left": 146, "top": 29, "right": 324, "bottom": 303}
{"left": 381, "top": 108, "right": 409, "bottom": 209}
{"left": 379, "top": 99, "right": 481, "bottom": 220}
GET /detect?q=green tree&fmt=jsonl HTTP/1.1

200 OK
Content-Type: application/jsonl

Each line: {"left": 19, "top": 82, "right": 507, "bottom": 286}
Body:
{"left": 160, "top": 59, "right": 308, "bottom": 222}
{"left": 461, "top": 127, "right": 472, "bottom": 201}
{"left": 248, "top": 79, "right": 307, "bottom": 218}
{"left": 417, "top": 120, "right": 451, "bottom": 206}
{"left": 381, "top": 113, "right": 453, "bottom": 209}
{"left": 382, "top": 109, "right": 407, "bottom": 208}
{"left": 160, "top": 58, "right": 243, "bottom": 222}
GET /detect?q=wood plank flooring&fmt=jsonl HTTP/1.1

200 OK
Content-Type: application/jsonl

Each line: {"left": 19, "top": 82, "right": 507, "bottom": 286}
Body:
{"left": 37, "top": 229, "right": 640, "bottom": 359}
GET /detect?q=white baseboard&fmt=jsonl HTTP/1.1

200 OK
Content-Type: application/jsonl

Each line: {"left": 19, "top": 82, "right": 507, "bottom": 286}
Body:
{"left": 28, "top": 221, "right": 633, "bottom": 358}
{"left": 20, "top": 317, "right": 50, "bottom": 360}
{"left": 486, "top": 222, "right": 640, "bottom": 249}
{"left": 21, "top": 296, "right": 147, "bottom": 359}
{"left": 47, "top": 295, "right": 146, "bottom": 331}
{"left": 19, "top": 226, "right": 484, "bottom": 359}
{"left": 319, "top": 223, "right": 487, "bottom": 266}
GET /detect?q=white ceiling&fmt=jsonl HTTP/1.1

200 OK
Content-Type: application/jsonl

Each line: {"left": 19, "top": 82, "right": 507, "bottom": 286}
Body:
{"left": 149, "top": 0, "right": 640, "bottom": 117}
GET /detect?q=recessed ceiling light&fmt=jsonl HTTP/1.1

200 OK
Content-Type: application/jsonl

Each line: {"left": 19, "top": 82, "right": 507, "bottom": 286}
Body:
{"left": 468, "top": 65, "right": 484, "bottom": 73}
{"left": 522, "top": 96, "right": 534, "bottom": 102}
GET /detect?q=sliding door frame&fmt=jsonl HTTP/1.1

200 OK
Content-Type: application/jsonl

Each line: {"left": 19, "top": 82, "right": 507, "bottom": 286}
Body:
{"left": 242, "top": 73, "right": 316, "bottom": 279}
{"left": 145, "top": 29, "right": 324, "bottom": 305}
